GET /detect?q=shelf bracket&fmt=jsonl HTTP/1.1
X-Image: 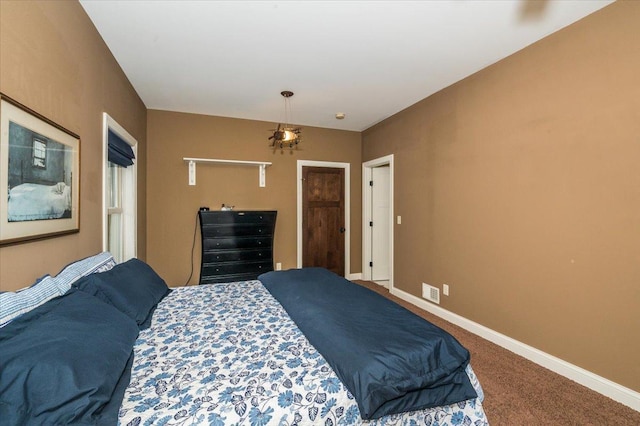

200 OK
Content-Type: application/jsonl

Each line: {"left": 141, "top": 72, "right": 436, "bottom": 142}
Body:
{"left": 259, "top": 164, "right": 266, "bottom": 187}
{"left": 188, "top": 160, "right": 196, "bottom": 186}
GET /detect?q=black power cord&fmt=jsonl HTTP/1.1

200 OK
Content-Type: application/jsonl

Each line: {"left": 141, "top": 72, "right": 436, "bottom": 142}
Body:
{"left": 183, "top": 211, "right": 199, "bottom": 286}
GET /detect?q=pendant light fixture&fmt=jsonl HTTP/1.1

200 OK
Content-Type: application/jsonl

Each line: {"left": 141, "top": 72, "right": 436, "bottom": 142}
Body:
{"left": 268, "top": 91, "right": 302, "bottom": 150}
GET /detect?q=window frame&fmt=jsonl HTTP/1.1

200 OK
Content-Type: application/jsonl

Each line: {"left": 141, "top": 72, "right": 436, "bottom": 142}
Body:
{"left": 102, "top": 113, "right": 137, "bottom": 263}
{"left": 32, "top": 138, "right": 47, "bottom": 169}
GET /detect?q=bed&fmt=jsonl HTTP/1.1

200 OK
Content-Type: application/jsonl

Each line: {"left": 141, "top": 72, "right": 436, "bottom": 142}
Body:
{"left": 7, "top": 182, "right": 71, "bottom": 221}
{"left": 0, "top": 253, "right": 489, "bottom": 425}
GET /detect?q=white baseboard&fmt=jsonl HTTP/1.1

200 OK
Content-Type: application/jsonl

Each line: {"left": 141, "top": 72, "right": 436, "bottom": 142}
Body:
{"left": 347, "top": 273, "right": 362, "bottom": 280}
{"left": 390, "top": 287, "right": 640, "bottom": 412}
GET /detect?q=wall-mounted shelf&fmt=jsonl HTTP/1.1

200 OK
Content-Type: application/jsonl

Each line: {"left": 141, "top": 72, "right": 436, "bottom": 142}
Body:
{"left": 183, "top": 157, "right": 272, "bottom": 187}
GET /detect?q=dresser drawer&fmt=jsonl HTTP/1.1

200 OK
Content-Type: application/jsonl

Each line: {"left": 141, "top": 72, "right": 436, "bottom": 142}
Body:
{"left": 202, "top": 248, "right": 272, "bottom": 263}
{"left": 201, "top": 260, "right": 273, "bottom": 277}
{"left": 201, "top": 223, "right": 274, "bottom": 238}
{"left": 199, "top": 211, "right": 276, "bottom": 225}
{"left": 203, "top": 236, "right": 272, "bottom": 250}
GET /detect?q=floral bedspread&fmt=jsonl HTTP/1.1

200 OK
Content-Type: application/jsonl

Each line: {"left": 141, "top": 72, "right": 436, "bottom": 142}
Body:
{"left": 118, "top": 281, "right": 488, "bottom": 426}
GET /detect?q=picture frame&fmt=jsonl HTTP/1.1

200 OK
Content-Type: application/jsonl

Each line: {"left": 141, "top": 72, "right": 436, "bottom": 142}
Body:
{"left": 0, "top": 93, "right": 80, "bottom": 246}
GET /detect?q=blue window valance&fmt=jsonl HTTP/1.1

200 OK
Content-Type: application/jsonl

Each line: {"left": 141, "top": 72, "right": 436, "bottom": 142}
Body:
{"left": 108, "top": 129, "right": 135, "bottom": 167}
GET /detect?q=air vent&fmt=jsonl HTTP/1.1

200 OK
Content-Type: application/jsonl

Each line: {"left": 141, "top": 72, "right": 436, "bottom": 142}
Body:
{"left": 422, "top": 283, "right": 440, "bottom": 304}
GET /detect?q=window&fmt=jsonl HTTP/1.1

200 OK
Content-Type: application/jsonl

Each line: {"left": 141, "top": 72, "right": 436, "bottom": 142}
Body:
{"left": 107, "top": 162, "right": 124, "bottom": 261}
{"left": 32, "top": 138, "right": 46, "bottom": 168}
{"left": 103, "top": 113, "right": 137, "bottom": 263}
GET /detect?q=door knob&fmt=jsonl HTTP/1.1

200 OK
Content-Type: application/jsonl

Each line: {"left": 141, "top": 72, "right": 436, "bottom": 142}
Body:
{"left": 339, "top": 227, "right": 346, "bottom": 233}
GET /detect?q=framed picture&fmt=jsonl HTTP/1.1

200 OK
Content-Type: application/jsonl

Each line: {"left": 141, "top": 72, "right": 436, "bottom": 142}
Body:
{"left": 0, "top": 93, "right": 80, "bottom": 245}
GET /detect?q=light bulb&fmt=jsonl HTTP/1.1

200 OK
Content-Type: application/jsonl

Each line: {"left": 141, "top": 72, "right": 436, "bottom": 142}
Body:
{"left": 282, "top": 130, "right": 297, "bottom": 142}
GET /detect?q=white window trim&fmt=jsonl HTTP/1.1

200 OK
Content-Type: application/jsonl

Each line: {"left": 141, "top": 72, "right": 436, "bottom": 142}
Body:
{"left": 102, "top": 113, "right": 137, "bottom": 261}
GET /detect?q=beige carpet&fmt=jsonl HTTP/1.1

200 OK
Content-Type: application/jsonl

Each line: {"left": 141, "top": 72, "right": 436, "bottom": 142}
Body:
{"left": 355, "top": 280, "right": 640, "bottom": 425}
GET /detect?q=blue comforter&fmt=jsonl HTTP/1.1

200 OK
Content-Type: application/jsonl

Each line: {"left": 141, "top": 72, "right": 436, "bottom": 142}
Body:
{"left": 259, "top": 268, "right": 477, "bottom": 420}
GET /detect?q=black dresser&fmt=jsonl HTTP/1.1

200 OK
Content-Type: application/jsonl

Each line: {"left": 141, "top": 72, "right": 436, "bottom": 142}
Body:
{"left": 198, "top": 210, "right": 277, "bottom": 284}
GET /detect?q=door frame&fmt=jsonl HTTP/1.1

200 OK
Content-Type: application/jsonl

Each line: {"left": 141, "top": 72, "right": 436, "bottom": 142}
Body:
{"left": 297, "top": 160, "right": 351, "bottom": 277}
{"left": 362, "top": 154, "right": 394, "bottom": 290}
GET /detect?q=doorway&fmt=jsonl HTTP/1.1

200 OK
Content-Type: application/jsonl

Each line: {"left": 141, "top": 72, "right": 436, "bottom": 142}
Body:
{"left": 297, "top": 160, "right": 351, "bottom": 277}
{"left": 363, "top": 155, "right": 394, "bottom": 289}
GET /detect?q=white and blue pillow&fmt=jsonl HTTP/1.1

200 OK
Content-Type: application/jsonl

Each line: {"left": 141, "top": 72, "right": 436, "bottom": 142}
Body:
{"left": 51, "top": 251, "right": 116, "bottom": 294}
{"left": 0, "top": 252, "right": 116, "bottom": 328}
{"left": 0, "top": 275, "right": 61, "bottom": 328}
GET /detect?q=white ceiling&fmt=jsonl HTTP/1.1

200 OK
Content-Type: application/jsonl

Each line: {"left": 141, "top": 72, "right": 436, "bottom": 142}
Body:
{"left": 79, "top": 0, "right": 614, "bottom": 132}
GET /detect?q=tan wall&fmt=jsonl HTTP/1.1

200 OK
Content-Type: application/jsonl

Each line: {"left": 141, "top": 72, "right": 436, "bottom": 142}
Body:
{"left": 0, "top": 1, "right": 147, "bottom": 291}
{"left": 146, "top": 110, "right": 361, "bottom": 286}
{"left": 363, "top": 1, "right": 640, "bottom": 392}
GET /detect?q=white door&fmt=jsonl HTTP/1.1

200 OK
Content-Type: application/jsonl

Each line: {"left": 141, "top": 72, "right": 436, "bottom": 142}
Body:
{"left": 371, "top": 166, "right": 390, "bottom": 281}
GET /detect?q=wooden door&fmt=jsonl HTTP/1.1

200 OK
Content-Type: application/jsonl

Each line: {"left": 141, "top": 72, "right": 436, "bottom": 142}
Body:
{"left": 302, "top": 166, "right": 345, "bottom": 276}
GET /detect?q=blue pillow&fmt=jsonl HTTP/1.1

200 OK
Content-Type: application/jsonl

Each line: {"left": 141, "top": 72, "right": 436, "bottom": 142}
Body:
{"left": 74, "top": 258, "right": 170, "bottom": 329}
{"left": 0, "top": 289, "right": 139, "bottom": 425}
